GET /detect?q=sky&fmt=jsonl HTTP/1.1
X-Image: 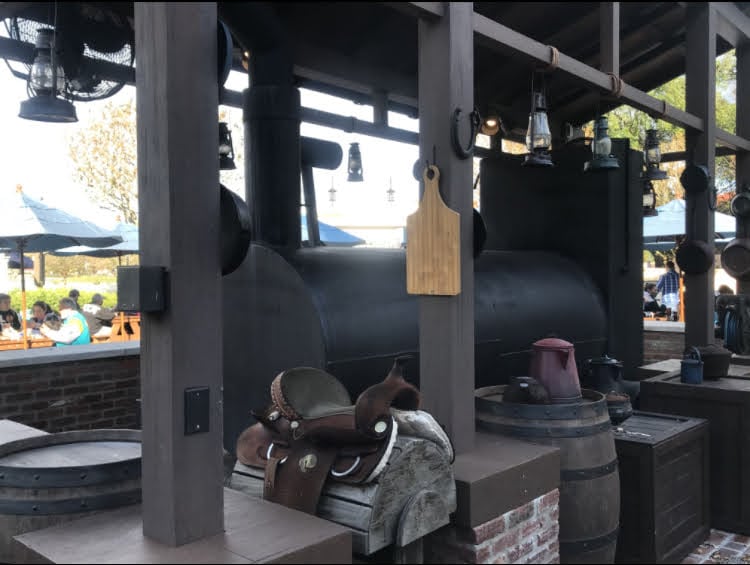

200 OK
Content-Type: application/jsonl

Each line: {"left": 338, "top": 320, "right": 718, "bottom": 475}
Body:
{"left": 0, "top": 43, "right": 424, "bottom": 244}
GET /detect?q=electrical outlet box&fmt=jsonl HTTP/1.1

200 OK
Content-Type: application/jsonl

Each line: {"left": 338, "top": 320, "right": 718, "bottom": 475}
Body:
{"left": 184, "top": 387, "right": 210, "bottom": 435}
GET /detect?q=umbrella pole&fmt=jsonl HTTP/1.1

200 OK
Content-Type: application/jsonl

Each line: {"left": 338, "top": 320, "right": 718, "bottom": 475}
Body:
{"left": 19, "top": 245, "right": 28, "bottom": 350}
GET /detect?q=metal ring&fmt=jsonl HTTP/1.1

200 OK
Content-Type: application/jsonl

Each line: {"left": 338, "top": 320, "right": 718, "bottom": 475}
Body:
{"left": 266, "top": 443, "right": 288, "bottom": 465}
{"left": 330, "top": 456, "right": 361, "bottom": 478}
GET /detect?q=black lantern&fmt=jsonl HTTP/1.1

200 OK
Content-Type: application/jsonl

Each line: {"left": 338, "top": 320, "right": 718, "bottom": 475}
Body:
{"left": 387, "top": 177, "right": 395, "bottom": 203}
{"left": 347, "top": 142, "right": 363, "bottom": 182}
{"left": 584, "top": 116, "right": 618, "bottom": 172}
{"left": 218, "top": 122, "right": 236, "bottom": 170}
{"left": 19, "top": 28, "right": 77, "bottom": 123}
{"left": 523, "top": 71, "right": 553, "bottom": 167}
{"left": 642, "top": 128, "right": 667, "bottom": 181}
{"left": 643, "top": 180, "right": 658, "bottom": 217}
{"left": 481, "top": 115, "right": 500, "bottom": 137}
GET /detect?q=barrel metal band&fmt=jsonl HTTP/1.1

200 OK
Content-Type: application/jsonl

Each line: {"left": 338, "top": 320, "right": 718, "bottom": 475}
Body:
{"left": 560, "top": 459, "right": 618, "bottom": 481}
{"left": 0, "top": 489, "right": 142, "bottom": 515}
{"left": 560, "top": 527, "right": 620, "bottom": 554}
{"left": 0, "top": 459, "right": 142, "bottom": 488}
{"left": 477, "top": 419, "right": 612, "bottom": 438}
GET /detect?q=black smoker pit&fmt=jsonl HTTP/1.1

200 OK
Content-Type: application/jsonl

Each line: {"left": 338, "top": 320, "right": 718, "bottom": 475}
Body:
{"left": 222, "top": 244, "right": 607, "bottom": 454}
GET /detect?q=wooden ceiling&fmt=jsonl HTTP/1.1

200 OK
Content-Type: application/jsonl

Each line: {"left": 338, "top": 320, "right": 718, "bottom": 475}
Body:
{"left": 2, "top": 2, "right": 749, "bottom": 133}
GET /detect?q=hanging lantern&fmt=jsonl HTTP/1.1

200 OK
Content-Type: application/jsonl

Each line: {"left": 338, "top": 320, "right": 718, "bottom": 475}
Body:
{"left": 329, "top": 178, "right": 337, "bottom": 203}
{"left": 523, "top": 71, "right": 553, "bottom": 167}
{"left": 218, "top": 122, "right": 236, "bottom": 170}
{"left": 19, "top": 28, "right": 77, "bottom": 123}
{"left": 584, "top": 115, "right": 619, "bottom": 172}
{"left": 347, "top": 142, "right": 363, "bottom": 182}
{"left": 387, "top": 177, "right": 395, "bottom": 203}
{"left": 643, "top": 180, "right": 658, "bottom": 217}
{"left": 642, "top": 128, "right": 667, "bottom": 181}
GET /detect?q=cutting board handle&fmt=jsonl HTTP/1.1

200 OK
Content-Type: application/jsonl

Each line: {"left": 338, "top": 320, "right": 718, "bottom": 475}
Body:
{"left": 422, "top": 165, "right": 443, "bottom": 205}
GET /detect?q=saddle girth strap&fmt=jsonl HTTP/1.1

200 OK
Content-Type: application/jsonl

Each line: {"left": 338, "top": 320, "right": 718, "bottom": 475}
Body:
{"left": 262, "top": 440, "right": 338, "bottom": 515}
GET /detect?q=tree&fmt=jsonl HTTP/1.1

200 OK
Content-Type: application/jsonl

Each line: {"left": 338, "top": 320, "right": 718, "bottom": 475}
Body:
{"left": 606, "top": 50, "right": 737, "bottom": 205}
{"left": 68, "top": 99, "right": 138, "bottom": 224}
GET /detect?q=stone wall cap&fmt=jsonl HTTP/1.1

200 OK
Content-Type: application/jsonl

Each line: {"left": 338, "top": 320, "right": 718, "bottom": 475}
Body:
{"left": 0, "top": 342, "right": 140, "bottom": 369}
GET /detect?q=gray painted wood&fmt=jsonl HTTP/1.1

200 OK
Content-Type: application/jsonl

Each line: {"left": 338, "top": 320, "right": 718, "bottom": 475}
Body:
{"left": 737, "top": 43, "right": 750, "bottom": 296}
{"left": 684, "top": 3, "right": 717, "bottom": 347}
{"left": 134, "top": 2, "right": 223, "bottom": 546}
{"left": 227, "top": 435, "right": 455, "bottom": 556}
{"left": 599, "top": 3, "right": 620, "bottom": 75}
{"left": 417, "top": 1, "right": 476, "bottom": 455}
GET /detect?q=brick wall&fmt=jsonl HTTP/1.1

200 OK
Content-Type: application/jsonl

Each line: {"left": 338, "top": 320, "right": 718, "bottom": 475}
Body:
{"left": 0, "top": 355, "right": 140, "bottom": 432}
{"left": 424, "top": 489, "right": 560, "bottom": 564}
{"left": 643, "top": 330, "right": 723, "bottom": 364}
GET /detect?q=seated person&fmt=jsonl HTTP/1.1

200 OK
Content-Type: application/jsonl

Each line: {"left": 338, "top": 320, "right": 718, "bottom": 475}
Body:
{"left": 28, "top": 301, "right": 54, "bottom": 331}
{"left": 40, "top": 297, "right": 91, "bottom": 346}
{"left": 82, "top": 293, "right": 115, "bottom": 339}
{"left": 643, "top": 283, "right": 667, "bottom": 316}
{"left": 0, "top": 293, "right": 21, "bottom": 331}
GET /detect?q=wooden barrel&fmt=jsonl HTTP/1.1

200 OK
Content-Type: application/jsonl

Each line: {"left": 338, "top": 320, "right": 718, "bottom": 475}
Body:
{"left": 476, "top": 386, "right": 619, "bottom": 564}
{"left": 0, "top": 429, "right": 142, "bottom": 563}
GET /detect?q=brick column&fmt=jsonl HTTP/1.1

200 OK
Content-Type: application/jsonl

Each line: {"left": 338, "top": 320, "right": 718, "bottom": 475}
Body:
{"left": 425, "top": 489, "right": 560, "bottom": 564}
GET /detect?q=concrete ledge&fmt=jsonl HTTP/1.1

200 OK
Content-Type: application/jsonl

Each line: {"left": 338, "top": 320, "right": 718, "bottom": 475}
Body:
{"left": 451, "top": 431, "right": 560, "bottom": 528}
{"left": 13, "top": 488, "right": 352, "bottom": 564}
{"left": 637, "top": 358, "right": 750, "bottom": 379}
{"left": 0, "top": 342, "right": 140, "bottom": 369}
{"left": 643, "top": 321, "right": 685, "bottom": 333}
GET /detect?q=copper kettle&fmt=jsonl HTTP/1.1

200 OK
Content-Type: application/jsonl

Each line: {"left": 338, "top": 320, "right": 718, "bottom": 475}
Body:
{"left": 529, "top": 337, "right": 582, "bottom": 403}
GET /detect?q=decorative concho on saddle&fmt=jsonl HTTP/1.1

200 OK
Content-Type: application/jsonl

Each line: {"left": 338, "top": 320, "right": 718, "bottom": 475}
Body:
{"left": 236, "top": 357, "right": 453, "bottom": 514}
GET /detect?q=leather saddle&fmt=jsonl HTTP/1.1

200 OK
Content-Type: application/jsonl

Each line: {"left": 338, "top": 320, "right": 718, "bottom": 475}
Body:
{"left": 237, "top": 356, "right": 431, "bottom": 514}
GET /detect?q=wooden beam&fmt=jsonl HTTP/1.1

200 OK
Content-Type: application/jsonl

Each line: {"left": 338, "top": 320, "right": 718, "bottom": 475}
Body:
{"left": 661, "top": 146, "right": 736, "bottom": 163}
{"left": 713, "top": 2, "right": 750, "bottom": 44}
{"left": 134, "top": 2, "right": 223, "bottom": 546}
{"left": 600, "top": 2, "right": 619, "bottom": 74}
{"left": 716, "top": 128, "right": 750, "bottom": 152}
{"left": 291, "top": 40, "right": 418, "bottom": 103}
{"left": 417, "top": 2, "right": 475, "bottom": 454}
{"left": 684, "top": 2, "right": 716, "bottom": 347}
{"left": 737, "top": 42, "right": 750, "bottom": 294}
{"left": 472, "top": 11, "right": 704, "bottom": 133}
{"left": 385, "top": 2, "right": 444, "bottom": 20}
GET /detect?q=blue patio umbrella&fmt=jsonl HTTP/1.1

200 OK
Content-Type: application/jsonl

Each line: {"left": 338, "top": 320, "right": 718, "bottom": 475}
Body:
{"left": 301, "top": 215, "right": 365, "bottom": 247}
{"left": 644, "top": 198, "right": 736, "bottom": 244}
{"left": 51, "top": 222, "right": 139, "bottom": 264}
{"left": 0, "top": 187, "right": 121, "bottom": 344}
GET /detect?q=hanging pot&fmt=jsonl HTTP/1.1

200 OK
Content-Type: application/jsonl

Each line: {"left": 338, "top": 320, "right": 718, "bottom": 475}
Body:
{"left": 721, "top": 238, "right": 750, "bottom": 280}
{"left": 675, "top": 239, "right": 714, "bottom": 275}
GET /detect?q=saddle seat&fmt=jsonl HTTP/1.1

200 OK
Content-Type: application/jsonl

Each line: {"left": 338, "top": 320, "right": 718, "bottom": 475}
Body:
{"left": 236, "top": 357, "right": 451, "bottom": 514}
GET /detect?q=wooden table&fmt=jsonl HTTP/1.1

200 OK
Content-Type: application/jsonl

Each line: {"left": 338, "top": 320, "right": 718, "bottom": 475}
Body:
{"left": 0, "top": 337, "right": 54, "bottom": 351}
{"left": 640, "top": 370, "right": 750, "bottom": 534}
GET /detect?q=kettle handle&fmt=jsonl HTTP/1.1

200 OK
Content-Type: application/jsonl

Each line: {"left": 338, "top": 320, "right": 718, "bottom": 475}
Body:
{"left": 685, "top": 346, "right": 701, "bottom": 361}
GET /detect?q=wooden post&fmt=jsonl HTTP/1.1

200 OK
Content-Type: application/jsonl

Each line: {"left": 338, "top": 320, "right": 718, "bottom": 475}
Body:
{"left": 599, "top": 2, "right": 619, "bottom": 75}
{"left": 737, "top": 43, "right": 750, "bottom": 296}
{"left": 134, "top": 2, "right": 223, "bottom": 546}
{"left": 417, "top": 2, "right": 475, "bottom": 454}
{"left": 684, "top": 3, "right": 716, "bottom": 346}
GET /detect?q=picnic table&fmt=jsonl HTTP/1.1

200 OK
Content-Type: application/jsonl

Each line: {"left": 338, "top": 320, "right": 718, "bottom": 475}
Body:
{"left": 0, "top": 336, "right": 55, "bottom": 351}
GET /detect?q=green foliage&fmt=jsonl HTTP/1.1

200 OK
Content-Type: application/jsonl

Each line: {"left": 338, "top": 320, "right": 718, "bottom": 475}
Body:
{"left": 605, "top": 50, "right": 738, "bottom": 201}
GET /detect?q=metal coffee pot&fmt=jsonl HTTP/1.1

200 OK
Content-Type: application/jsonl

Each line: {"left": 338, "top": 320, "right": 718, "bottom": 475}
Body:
{"left": 528, "top": 337, "right": 582, "bottom": 403}
{"left": 581, "top": 355, "right": 623, "bottom": 394}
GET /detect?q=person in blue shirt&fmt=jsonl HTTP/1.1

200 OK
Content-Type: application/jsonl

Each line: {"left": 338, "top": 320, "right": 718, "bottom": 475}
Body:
{"left": 656, "top": 260, "right": 681, "bottom": 320}
{"left": 40, "top": 297, "right": 91, "bottom": 346}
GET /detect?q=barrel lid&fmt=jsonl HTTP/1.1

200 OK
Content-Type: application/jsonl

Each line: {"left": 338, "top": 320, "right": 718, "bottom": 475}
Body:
{"left": 532, "top": 337, "right": 573, "bottom": 349}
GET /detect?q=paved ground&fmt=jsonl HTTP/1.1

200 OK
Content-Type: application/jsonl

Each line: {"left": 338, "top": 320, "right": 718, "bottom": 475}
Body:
{"left": 683, "top": 530, "right": 750, "bottom": 564}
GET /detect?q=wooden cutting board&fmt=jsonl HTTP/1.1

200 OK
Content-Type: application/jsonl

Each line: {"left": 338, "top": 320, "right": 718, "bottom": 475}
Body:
{"left": 406, "top": 165, "right": 461, "bottom": 295}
